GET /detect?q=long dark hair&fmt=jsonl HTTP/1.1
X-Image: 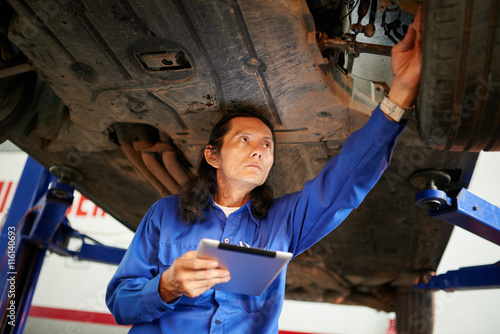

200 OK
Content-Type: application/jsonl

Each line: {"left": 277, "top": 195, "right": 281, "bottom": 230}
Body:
{"left": 179, "top": 111, "right": 275, "bottom": 223}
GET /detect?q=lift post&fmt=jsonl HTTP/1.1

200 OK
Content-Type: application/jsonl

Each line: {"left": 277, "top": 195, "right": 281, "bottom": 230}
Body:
{"left": 0, "top": 157, "right": 126, "bottom": 333}
{"left": 0, "top": 158, "right": 60, "bottom": 333}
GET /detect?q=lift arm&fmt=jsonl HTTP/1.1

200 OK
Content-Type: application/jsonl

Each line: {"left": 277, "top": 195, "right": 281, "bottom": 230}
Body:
{"left": 416, "top": 187, "right": 500, "bottom": 246}
{"left": 414, "top": 181, "right": 500, "bottom": 291}
{"left": 414, "top": 262, "right": 500, "bottom": 291}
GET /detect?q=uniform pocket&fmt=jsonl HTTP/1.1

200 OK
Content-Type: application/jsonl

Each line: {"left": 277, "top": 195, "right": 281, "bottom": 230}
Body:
{"left": 157, "top": 243, "right": 213, "bottom": 306}
{"left": 236, "top": 293, "right": 266, "bottom": 315}
{"left": 158, "top": 243, "right": 196, "bottom": 270}
{"left": 236, "top": 279, "right": 282, "bottom": 315}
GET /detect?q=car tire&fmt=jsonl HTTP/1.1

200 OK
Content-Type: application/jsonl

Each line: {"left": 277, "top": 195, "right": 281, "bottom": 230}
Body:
{"left": 0, "top": 73, "right": 36, "bottom": 143}
{"left": 418, "top": 0, "right": 500, "bottom": 152}
{"left": 396, "top": 288, "right": 434, "bottom": 334}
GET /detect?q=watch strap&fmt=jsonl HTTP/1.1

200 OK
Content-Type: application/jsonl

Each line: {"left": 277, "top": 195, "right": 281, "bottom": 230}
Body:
{"left": 379, "top": 96, "right": 414, "bottom": 122}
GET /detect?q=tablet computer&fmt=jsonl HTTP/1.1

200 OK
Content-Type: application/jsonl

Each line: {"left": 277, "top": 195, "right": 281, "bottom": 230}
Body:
{"left": 196, "top": 238, "right": 293, "bottom": 296}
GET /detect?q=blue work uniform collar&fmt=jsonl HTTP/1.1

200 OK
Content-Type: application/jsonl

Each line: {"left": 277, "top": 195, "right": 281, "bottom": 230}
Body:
{"left": 206, "top": 196, "right": 261, "bottom": 227}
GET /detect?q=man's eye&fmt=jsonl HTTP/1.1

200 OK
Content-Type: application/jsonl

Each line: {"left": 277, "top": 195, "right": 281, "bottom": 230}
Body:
{"left": 240, "top": 137, "right": 248, "bottom": 142}
{"left": 264, "top": 143, "right": 270, "bottom": 148}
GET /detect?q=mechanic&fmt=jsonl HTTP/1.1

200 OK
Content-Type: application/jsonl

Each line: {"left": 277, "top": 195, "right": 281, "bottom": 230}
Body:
{"left": 106, "top": 7, "right": 423, "bottom": 334}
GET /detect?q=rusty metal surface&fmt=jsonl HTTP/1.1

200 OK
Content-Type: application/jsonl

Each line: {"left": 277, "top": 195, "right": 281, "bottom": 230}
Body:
{"left": 1, "top": 0, "right": 479, "bottom": 311}
{"left": 319, "top": 37, "right": 393, "bottom": 57}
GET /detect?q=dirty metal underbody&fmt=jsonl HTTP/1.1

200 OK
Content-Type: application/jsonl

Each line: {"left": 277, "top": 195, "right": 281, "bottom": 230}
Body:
{"left": 2, "top": 0, "right": 478, "bottom": 311}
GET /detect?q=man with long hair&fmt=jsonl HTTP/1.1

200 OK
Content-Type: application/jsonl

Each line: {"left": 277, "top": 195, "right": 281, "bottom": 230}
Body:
{"left": 107, "top": 7, "right": 423, "bottom": 333}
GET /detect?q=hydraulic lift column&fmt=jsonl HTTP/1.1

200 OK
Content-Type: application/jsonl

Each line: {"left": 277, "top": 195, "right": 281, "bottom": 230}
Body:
{"left": 0, "top": 157, "right": 126, "bottom": 333}
{"left": 0, "top": 157, "right": 72, "bottom": 333}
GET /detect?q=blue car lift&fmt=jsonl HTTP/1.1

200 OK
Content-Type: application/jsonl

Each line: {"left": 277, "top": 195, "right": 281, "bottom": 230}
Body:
{"left": 0, "top": 157, "right": 126, "bottom": 333}
{"left": 412, "top": 170, "right": 500, "bottom": 291}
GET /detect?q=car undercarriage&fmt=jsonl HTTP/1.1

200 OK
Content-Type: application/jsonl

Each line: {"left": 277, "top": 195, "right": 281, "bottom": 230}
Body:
{"left": 2, "top": 0, "right": 499, "bottom": 333}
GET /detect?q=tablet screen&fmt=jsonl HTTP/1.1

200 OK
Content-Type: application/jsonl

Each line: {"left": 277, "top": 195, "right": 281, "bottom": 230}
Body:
{"left": 196, "top": 238, "right": 292, "bottom": 295}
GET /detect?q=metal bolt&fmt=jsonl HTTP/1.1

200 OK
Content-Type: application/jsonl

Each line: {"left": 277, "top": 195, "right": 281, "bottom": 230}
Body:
{"left": 422, "top": 199, "right": 441, "bottom": 209}
{"left": 188, "top": 102, "right": 205, "bottom": 112}
{"left": 473, "top": 206, "right": 479, "bottom": 211}
{"left": 426, "top": 179, "right": 438, "bottom": 190}
{"left": 317, "top": 111, "right": 331, "bottom": 118}
{"left": 51, "top": 189, "right": 69, "bottom": 199}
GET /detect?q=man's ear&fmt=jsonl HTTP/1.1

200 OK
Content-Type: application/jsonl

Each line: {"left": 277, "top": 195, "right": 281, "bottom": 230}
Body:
{"left": 204, "top": 145, "right": 219, "bottom": 169}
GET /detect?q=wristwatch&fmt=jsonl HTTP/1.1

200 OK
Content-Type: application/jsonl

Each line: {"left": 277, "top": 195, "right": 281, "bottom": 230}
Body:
{"left": 380, "top": 95, "right": 414, "bottom": 123}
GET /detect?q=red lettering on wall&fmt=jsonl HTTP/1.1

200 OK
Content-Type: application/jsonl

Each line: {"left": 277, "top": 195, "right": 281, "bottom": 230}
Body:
{"left": 0, "top": 181, "right": 4, "bottom": 213}
{"left": 65, "top": 193, "right": 107, "bottom": 218}
{"left": 92, "top": 205, "right": 106, "bottom": 217}
{"left": 0, "top": 181, "right": 13, "bottom": 213}
{"left": 76, "top": 195, "right": 88, "bottom": 216}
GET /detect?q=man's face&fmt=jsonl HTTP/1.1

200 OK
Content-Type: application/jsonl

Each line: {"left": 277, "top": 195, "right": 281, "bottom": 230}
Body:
{"left": 210, "top": 117, "right": 274, "bottom": 193}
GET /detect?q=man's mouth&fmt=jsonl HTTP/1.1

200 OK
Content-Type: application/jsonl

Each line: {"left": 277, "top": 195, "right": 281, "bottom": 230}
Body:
{"left": 245, "top": 164, "right": 262, "bottom": 170}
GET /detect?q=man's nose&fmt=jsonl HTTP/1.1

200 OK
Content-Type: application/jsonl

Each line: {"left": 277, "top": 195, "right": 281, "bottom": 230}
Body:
{"left": 251, "top": 147, "right": 262, "bottom": 158}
